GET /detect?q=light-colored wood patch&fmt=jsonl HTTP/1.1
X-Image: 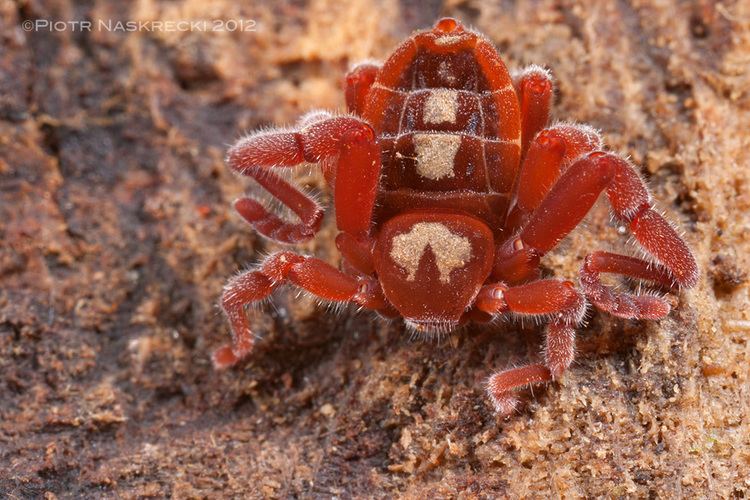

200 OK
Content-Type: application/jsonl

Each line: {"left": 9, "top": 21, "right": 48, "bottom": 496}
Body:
{"left": 423, "top": 89, "right": 459, "bottom": 124}
{"left": 390, "top": 222, "right": 472, "bottom": 284}
{"left": 413, "top": 133, "right": 461, "bottom": 180}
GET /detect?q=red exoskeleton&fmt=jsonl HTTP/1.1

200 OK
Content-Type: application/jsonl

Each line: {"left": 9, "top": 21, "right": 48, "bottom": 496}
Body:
{"left": 214, "top": 18, "right": 698, "bottom": 415}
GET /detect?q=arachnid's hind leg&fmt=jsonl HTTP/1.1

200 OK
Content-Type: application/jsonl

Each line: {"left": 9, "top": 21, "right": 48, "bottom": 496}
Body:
{"left": 214, "top": 252, "right": 387, "bottom": 369}
{"left": 345, "top": 61, "right": 380, "bottom": 115}
{"left": 227, "top": 115, "right": 380, "bottom": 243}
{"left": 475, "top": 279, "right": 586, "bottom": 415}
{"left": 512, "top": 65, "right": 555, "bottom": 156}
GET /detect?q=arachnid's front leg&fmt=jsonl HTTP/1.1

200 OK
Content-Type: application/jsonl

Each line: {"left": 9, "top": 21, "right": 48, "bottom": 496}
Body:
{"left": 475, "top": 279, "right": 586, "bottom": 415}
{"left": 227, "top": 115, "right": 380, "bottom": 243}
{"left": 214, "top": 252, "right": 388, "bottom": 369}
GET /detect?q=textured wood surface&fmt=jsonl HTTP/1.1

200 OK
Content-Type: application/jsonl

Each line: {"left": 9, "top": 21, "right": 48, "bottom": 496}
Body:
{"left": 1, "top": 0, "right": 749, "bottom": 497}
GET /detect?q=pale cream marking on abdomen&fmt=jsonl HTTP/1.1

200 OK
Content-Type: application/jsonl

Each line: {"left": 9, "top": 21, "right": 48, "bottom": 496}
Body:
{"left": 413, "top": 133, "right": 461, "bottom": 180}
{"left": 423, "top": 89, "right": 459, "bottom": 124}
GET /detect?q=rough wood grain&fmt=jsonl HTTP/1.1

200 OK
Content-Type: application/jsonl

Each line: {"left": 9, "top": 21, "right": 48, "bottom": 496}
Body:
{"left": 1, "top": 0, "right": 749, "bottom": 497}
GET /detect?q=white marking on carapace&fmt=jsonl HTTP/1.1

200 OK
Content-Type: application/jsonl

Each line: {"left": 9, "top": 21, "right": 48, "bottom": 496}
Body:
{"left": 423, "top": 89, "right": 459, "bottom": 124}
{"left": 434, "top": 34, "right": 465, "bottom": 46}
{"left": 390, "top": 222, "right": 472, "bottom": 284}
{"left": 413, "top": 133, "right": 461, "bottom": 180}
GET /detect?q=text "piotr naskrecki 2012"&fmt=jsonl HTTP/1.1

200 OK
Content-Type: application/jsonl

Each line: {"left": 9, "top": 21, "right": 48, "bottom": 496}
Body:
{"left": 22, "top": 19, "right": 258, "bottom": 32}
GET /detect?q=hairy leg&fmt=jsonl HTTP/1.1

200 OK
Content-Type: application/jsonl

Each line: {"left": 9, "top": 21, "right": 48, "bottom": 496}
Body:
{"left": 505, "top": 122, "right": 603, "bottom": 234}
{"left": 497, "top": 151, "right": 698, "bottom": 296}
{"left": 214, "top": 252, "right": 386, "bottom": 369}
{"left": 512, "top": 65, "right": 555, "bottom": 156}
{"left": 226, "top": 115, "right": 380, "bottom": 243}
{"left": 580, "top": 251, "right": 675, "bottom": 318}
{"left": 345, "top": 61, "right": 380, "bottom": 115}
{"left": 475, "top": 279, "right": 586, "bottom": 415}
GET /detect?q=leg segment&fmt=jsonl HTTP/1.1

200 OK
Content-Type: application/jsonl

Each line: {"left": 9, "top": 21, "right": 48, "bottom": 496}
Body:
{"left": 580, "top": 251, "right": 673, "bottom": 318}
{"left": 519, "top": 151, "right": 698, "bottom": 286}
{"left": 345, "top": 61, "right": 380, "bottom": 115}
{"left": 499, "top": 151, "right": 698, "bottom": 289}
{"left": 475, "top": 279, "right": 586, "bottom": 415}
{"left": 226, "top": 115, "right": 380, "bottom": 242}
{"left": 506, "top": 123, "right": 603, "bottom": 232}
{"left": 512, "top": 65, "right": 555, "bottom": 156}
{"left": 496, "top": 124, "right": 602, "bottom": 282}
{"left": 234, "top": 173, "right": 323, "bottom": 243}
{"left": 213, "top": 252, "right": 387, "bottom": 369}
{"left": 335, "top": 232, "right": 375, "bottom": 276}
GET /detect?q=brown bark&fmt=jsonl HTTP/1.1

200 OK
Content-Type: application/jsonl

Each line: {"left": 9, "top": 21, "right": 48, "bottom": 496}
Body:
{"left": 1, "top": 0, "right": 749, "bottom": 497}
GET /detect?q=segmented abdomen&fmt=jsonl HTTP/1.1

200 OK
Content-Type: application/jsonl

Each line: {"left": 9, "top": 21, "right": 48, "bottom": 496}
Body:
{"left": 364, "top": 43, "right": 522, "bottom": 229}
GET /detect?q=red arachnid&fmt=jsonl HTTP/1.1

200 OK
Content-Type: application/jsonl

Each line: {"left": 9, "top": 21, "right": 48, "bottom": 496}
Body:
{"left": 214, "top": 18, "right": 698, "bottom": 415}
